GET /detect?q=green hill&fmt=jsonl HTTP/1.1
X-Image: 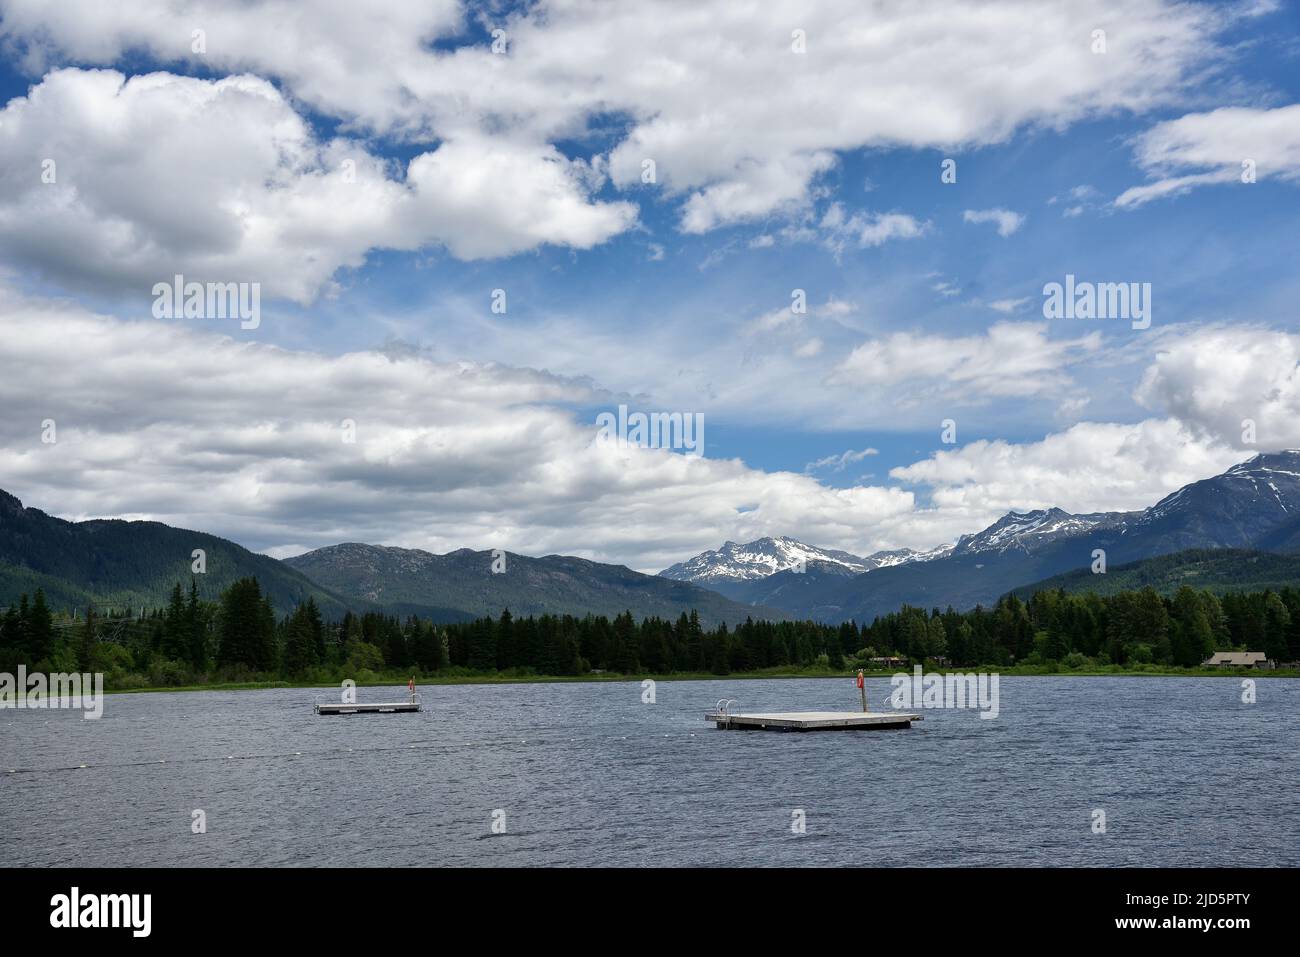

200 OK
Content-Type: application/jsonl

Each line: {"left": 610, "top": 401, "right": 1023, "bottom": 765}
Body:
{"left": 285, "top": 543, "right": 784, "bottom": 628}
{"left": 0, "top": 490, "right": 354, "bottom": 617}
{"left": 1008, "top": 548, "right": 1300, "bottom": 600}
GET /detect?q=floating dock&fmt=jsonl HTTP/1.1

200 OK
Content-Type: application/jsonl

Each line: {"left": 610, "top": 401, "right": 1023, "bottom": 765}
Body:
{"left": 705, "top": 709, "right": 921, "bottom": 731}
{"left": 315, "top": 700, "right": 421, "bottom": 715}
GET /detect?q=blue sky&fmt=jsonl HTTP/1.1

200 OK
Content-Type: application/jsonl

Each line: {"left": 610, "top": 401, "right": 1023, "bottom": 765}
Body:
{"left": 0, "top": 0, "right": 1298, "bottom": 570}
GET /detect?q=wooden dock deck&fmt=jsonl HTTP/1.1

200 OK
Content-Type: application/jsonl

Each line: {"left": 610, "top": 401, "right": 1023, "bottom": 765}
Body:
{"left": 705, "top": 710, "right": 922, "bottom": 731}
{"left": 315, "top": 701, "right": 421, "bottom": 715}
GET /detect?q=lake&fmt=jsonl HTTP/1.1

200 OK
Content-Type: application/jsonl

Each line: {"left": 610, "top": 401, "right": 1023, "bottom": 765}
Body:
{"left": 2, "top": 676, "right": 1296, "bottom": 867}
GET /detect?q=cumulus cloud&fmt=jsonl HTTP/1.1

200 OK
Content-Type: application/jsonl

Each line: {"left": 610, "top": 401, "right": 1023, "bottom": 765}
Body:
{"left": 0, "top": 290, "right": 1270, "bottom": 567}
{"left": 0, "top": 0, "right": 1236, "bottom": 234}
{"left": 0, "top": 290, "right": 931, "bottom": 571}
{"left": 1116, "top": 104, "right": 1300, "bottom": 207}
{"left": 890, "top": 418, "right": 1243, "bottom": 518}
{"left": 0, "top": 69, "right": 636, "bottom": 302}
{"left": 820, "top": 203, "right": 928, "bottom": 253}
{"left": 1135, "top": 325, "right": 1300, "bottom": 448}
{"left": 680, "top": 152, "right": 837, "bottom": 233}
{"left": 963, "top": 208, "right": 1026, "bottom": 237}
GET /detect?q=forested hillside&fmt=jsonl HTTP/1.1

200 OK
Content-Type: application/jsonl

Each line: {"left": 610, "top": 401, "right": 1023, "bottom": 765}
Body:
{"left": 2, "top": 573, "right": 1296, "bottom": 689}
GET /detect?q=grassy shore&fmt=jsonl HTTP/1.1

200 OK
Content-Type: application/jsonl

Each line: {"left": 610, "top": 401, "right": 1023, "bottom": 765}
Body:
{"left": 101, "top": 662, "right": 1300, "bottom": 695}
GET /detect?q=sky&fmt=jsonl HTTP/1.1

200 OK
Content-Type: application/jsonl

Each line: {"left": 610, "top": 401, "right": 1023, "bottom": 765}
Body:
{"left": 0, "top": 0, "right": 1298, "bottom": 573}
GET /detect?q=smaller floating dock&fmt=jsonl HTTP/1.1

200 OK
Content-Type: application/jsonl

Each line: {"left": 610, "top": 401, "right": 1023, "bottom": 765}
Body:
{"left": 705, "top": 709, "right": 921, "bottom": 731}
{"left": 315, "top": 699, "right": 421, "bottom": 716}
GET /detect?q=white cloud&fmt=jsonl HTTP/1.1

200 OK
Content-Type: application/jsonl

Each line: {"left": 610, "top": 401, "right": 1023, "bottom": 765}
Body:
{"left": 988, "top": 297, "right": 1033, "bottom": 314}
{"left": 1135, "top": 325, "right": 1300, "bottom": 447}
{"left": 0, "top": 290, "right": 1271, "bottom": 568}
{"left": 853, "top": 212, "right": 929, "bottom": 247}
{"left": 0, "top": 69, "right": 636, "bottom": 302}
{"left": 0, "top": 290, "right": 930, "bottom": 571}
{"left": 402, "top": 132, "right": 638, "bottom": 259}
{"left": 679, "top": 152, "right": 836, "bottom": 233}
{"left": 812, "top": 203, "right": 929, "bottom": 257}
{"left": 806, "top": 448, "right": 878, "bottom": 472}
{"left": 0, "top": 0, "right": 1236, "bottom": 233}
{"left": 749, "top": 296, "right": 856, "bottom": 335}
{"left": 1117, "top": 104, "right": 1300, "bottom": 207}
{"left": 963, "top": 208, "right": 1026, "bottom": 237}
{"left": 890, "top": 418, "right": 1243, "bottom": 518}
{"left": 832, "top": 322, "right": 1101, "bottom": 400}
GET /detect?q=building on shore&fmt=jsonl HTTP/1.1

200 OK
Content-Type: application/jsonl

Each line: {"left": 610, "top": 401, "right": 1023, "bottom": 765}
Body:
{"left": 1202, "top": 651, "right": 1272, "bottom": 669}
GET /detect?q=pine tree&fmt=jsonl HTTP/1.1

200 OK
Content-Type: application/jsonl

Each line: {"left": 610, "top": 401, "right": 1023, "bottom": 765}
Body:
{"left": 1262, "top": 592, "right": 1291, "bottom": 661}
{"left": 162, "top": 583, "right": 187, "bottom": 660}
{"left": 187, "top": 580, "right": 206, "bottom": 671}
{"left": 282, "top": 601, "right": 318, "bottom": 677}
{"left": 76, "top": 606, "right": 97, "bottom": 672}
{"left": 496, "top": 608, "right": 515, "bottom": 670}
{"left": 304, "top": 597, "right": 325, "bottom": 663}
{"left": 217, "top": 578, "right": 275, "bottom": 671}
{"left": 0, "top": 603, "right": 19, "bottom": 651}
{"left": 26, "top": 589, "right": 53, "bottom": 663}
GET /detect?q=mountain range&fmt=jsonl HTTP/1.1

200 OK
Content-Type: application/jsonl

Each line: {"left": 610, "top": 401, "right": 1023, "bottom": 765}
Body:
{"left": 0, "top": 491, "right": 774, "bottom": 627}
{"left": 283, "top": 542, "right": 780, "bottom": 625}
{"left": 3, "top": 451, "right": 1299, "bottom": 626}
{"left": 658, "top": 450, "right": 1300, "bottom": 621}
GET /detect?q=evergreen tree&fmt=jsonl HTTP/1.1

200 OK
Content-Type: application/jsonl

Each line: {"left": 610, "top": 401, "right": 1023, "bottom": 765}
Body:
{"left": 282, "top": 601, "right": 320, "bottom": 676}
{"left": 1262, "top": 592, "right": 1291, "bottom": 662}
{"left": 76, "top": 605, "right": 97, "bottom": 672}
{"left": 187, "top": 580, "right": 207, "bottom": 671}
{"left": 26, "top": 588, "right": 53, "bottom": 663}
{"left": 217, "top": 578, "right": 275, "bottom": 671}
{"left": 162, "top": 583, "right": 188, "bottom": 660}
{"left": 0, "top": 603, "right": 21, "bottom": 652}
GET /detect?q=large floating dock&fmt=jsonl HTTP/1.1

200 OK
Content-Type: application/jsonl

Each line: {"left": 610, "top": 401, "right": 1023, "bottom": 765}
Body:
{"left": 315, "top": 700, "right": 421, "bottom": 715}
{"left": 705, "top": 709, "right": 922, "bottom": 731}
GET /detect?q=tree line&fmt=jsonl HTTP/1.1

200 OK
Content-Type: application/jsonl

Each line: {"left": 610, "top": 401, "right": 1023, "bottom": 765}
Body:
{"left": 1, "top": 577, "right": 1297, "bottom": 686}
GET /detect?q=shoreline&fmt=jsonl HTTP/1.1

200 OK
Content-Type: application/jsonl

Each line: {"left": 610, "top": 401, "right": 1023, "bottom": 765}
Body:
{"left": 102, "top": 664, "right": 1300, "bottom": 696}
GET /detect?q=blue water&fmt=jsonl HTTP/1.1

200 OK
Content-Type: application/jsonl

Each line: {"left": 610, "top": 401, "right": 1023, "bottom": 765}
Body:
{"left": 1, "top": 676, "right": 1296, "bottom": 866}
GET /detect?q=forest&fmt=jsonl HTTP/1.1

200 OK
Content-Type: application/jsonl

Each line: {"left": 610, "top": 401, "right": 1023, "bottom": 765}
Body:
{"left": 1, "top": 575, "right": 1297, "bottom": 689}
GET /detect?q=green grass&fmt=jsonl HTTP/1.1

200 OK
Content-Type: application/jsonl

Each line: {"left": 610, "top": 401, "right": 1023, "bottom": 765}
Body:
{"left": 101, "top": 662, "right": 1299, "bottom": 694}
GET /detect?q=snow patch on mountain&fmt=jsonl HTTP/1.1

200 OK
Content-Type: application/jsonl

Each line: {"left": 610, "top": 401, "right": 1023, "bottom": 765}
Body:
{"left": 659, "top": 536, "right": 952, "bottom": 583}
{"left": 952, "top": 507, "right": 1110, "bottom": 555}
{"left": 659, "top": 537, "right": 870, "bottom": 583}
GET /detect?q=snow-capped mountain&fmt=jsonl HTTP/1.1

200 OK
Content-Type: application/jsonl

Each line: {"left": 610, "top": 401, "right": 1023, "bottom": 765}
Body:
{"left": 1130, "top": 450, "right": 1300, "bottom": 547}
{"left": 865, "top": 543, "right": 956, "bottom": 567}
{"left": 658, "top": 536, "right": 876, "bottom": 583}
{"left": 659, "top": 451, "right": 1300, "bottom": 622}
{"left": 658, "top": 535, "right": 957, "bottom": 606}
{"left": 950, "top": 507, "right": 1124, "bottom": 556}
{"left": 658, "top": 536, "right": 961, "bottom": 587}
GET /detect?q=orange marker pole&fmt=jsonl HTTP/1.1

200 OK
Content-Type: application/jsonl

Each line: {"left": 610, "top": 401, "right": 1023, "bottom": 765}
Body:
{"left": 857, "top": 669, "right": 867, "bottom": 713}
